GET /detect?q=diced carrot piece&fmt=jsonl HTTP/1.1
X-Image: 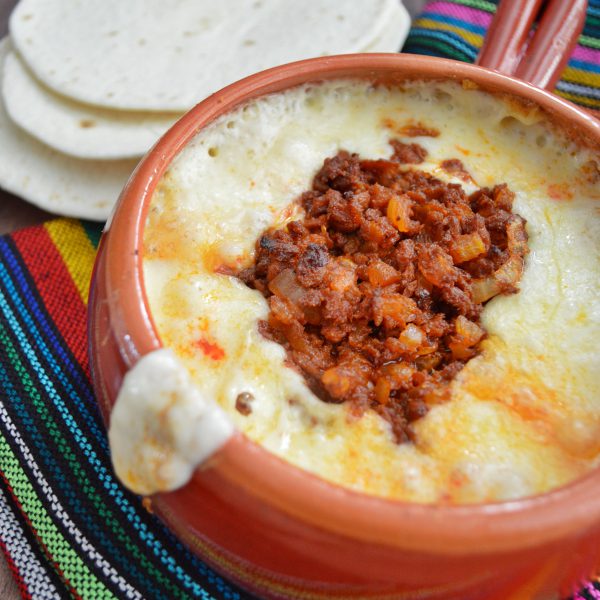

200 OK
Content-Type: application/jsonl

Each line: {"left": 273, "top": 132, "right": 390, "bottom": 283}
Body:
{"left": 373, "top": 294, "right": 419, "bottom": 328}
{"left": 367, "top": 259, "right": 401, "bottom": 287}
{"left": 387, "top": 194, "right": 413, "bottom": 232}
{"left": 454, "top": 315, "right": 484, "bottom": 346}
{"left": 322, "top": 366, "right": 353, "bottom": 399}
{"left": 449, "top": 232, "right": 486, "bottom": 264}
{"left": 375, "top": 377, "right": 391, "bottom": 405}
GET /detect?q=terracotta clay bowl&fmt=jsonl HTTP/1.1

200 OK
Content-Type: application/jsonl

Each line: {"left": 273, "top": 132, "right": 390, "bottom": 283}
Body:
{"left": 88, "top": 53, "right": 600, "bottom": 600}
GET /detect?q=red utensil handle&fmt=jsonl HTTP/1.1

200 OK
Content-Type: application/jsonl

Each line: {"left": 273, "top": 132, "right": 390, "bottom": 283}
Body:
{"left": 515, "top": 0, "right": 588, "bottom": 90}
{"left": 477, "top": 0, "right": 587, "bottom": 92}
{"left": 476, "top": 0, "right": 544, "bottom": 76}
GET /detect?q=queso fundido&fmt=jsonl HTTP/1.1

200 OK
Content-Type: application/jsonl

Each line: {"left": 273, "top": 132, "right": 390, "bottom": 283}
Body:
{"left": 110, "top": 79, "right": 600, "bottom": 504}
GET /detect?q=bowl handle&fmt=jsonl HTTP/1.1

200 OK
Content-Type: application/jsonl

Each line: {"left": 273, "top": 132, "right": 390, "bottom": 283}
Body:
{"left": 476, "top": 0, "right": 587, "bottom": 92}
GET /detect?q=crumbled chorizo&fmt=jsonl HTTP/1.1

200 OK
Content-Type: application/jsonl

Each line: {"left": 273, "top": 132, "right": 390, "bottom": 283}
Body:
{"left": 398, "top": 122, "right": 440, "bottom": 138}
{"left": 390, "top": 140, "right": 428, "bottom": 164}
{"left": 237, "top": 142, "right": 528, "bottom": 442}
{"left": 440, "top": 158, "right": 475, "bottom": 183}
{"left": 235, "top": 392, "right": 254, "bottom": 416}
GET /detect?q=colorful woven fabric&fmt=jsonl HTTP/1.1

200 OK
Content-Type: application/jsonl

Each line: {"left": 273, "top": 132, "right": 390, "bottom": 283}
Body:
{"left": 1, "top": 3, "right": 600, "bottom": 600}
{"left": 404, "top": 0, "right": 600, "bottom": 112}
{"left": 0, "top": 220, "right": 252, "bottom": 600}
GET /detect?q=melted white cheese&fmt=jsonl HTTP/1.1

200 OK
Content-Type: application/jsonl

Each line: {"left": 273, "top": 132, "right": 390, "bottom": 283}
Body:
{"left": 109, "top": 348, "right": 234, "bottom": 494}
{"left": 139, "top": 80, "right": 600, "bottom": 503}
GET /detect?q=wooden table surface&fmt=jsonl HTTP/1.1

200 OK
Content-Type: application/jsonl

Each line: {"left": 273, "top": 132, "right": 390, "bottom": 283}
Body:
{"left": 0, "top": 1, "right": 427, "bottom": 598}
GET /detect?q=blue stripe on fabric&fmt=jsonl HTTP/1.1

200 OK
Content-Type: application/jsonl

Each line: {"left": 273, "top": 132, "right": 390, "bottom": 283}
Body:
{"left": 0, "top": 297, "right": 229, "bottom": 600}
{"left": 0, "top": 357, "right": 163, "bottom": 599}
{"left": 407, "top": 28, "right": 479, "bottom": 60}
{"left": 556, "top": 79, "right": 600, "bottom": 99}
{"left": 0, "top": 271, "right": 239, "bottom": 598}
{"left": 0, "top": 291, "right": 176, "bottom": 600}
{"left": 0, "top": 253, "right": 243, "bottom": 600}
{"left": 420, "top": 12, "right": 487, "bottom": 35}
{"left": 0, "top": 240, "right": 96, "bottom": 403}
{"left": 0, "top": 241, "right": 108, "bottom": 450}
{"left": 402, "top": 46, "right": 451, "bottom": 58}
{"left": 568, "top": 58, "right": 600, "bottom": 74}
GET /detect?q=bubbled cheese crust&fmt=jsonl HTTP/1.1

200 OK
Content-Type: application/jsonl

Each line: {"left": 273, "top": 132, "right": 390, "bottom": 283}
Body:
{"left": 142, "top": 81, "right": 600, "bottom": 503}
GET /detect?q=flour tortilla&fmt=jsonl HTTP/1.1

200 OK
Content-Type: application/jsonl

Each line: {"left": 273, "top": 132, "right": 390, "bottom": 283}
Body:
{"left": 360, "top": 1, "right": 410, "bottom": 53}
{"left": 10, "top": 0, "right": 398, "bottom": 112}
{"left": 2, "top": 49, "right": 181, "bottom": 160}
{"left": 0, "top": 39, "right": 137, "bottom": 221}
{"left": 3, "top": 2, "right": 408, "bottom": 160}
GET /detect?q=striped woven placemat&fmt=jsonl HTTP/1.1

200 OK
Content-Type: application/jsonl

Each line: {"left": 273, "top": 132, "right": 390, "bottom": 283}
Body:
{"left": 1, "top": 1, "right": 600, "bottom": 599}
{"left": 404, "top": 0, "right": 600, "bottom": 112}
{"left": 0, "top": 220, "right": 252, "bottom": 599}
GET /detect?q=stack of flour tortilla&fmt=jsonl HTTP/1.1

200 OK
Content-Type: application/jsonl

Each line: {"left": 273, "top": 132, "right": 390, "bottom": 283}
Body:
{"left": 0, "top": 0, "right": 410, "bottom": 221}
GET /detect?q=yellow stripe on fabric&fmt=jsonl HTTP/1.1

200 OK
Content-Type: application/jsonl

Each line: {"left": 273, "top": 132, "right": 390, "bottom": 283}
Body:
{"left": 415, "top": 17, "right": 484, "bottom": 48}
{"left": 561, "top": 66, "right": 600, "bottom": 88}
{"left": 44, "top": 220, "right": 97, "bottom": 306}
{"left": 555, "top": 90, "right": 600, "bottom": 110}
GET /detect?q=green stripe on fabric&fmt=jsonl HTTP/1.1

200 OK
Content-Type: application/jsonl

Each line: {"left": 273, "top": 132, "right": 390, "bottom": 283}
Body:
{"left": 405, "top": 35, "right": 473, "bottom": 61}
{"left": 81, "top": 221, "right": 102, "bottom": 250}
{"left": 586, "top": 14, "right": 600, "bottom": 27}
{"left": 580, "top": 34, "right": 600, "bottom": 49}
{"left": 446, "top": 0, "right": 497, "bottom": 12}
{"left": 0, "top": 433, "right": 113, "bottom": 599}
{"left": 0, "top": 319, "right": 191, "bottom": 600}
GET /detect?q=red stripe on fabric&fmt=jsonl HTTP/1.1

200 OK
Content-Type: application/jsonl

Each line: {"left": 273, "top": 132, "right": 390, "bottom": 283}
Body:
{"left": 0, "top": 474, "right": 81, "bottom": 600}
{"left": 11, "top": 226, "right": 89, "bottom": 376}
{"left": 0, "top": 535, "right": 32, "bottom": 600}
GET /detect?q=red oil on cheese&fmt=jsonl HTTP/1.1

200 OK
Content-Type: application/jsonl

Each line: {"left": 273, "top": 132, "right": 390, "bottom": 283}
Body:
{"left": 194, "top": 336, "right": 226, "bottom": 360}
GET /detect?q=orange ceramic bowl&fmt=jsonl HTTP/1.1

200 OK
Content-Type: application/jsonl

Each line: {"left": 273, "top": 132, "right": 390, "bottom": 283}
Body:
{"left": 88, "top": 54, "right": 600, "bottom": 600}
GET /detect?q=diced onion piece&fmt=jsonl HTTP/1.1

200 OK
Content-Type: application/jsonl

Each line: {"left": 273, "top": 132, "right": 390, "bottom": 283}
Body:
{"left": 455, "top": 315, "right": 484, "bottom": 346}
{"left": 322, "top": 366, "right": 353, "bottom": 400}
{"left": 283, "top": 322, "right": 313, "bottom": 354}
{"left": 367, "top": 260, "right": 401, "bottom": 287}
{"left": 471, "top": 250, "right": 525, "bottom": 303}
{"left": 326, "top": 258, "right": 357, "bottom": 292}
{"left": 398, "top": 323, "right": 425, "bottom": 349}
{"left": 375, "top": 377, "right": 391, "bottom": 405}
{"left": 449, "top": 232, "right": 487, "bottom": 264}
{"left": 423, "top": 386, "right": 451, "bottom": 406}
{"left": 381, "top": 362, "right": 415, "bottom": 390}
{"left": 495, "top": 254, "right": 524, "bottom": 288}
{"left": 322, "top": 362, "right": 369, "bottom": 401}
{"left": 415, "top": 353, "right": 442, "bottom": 371}
{"left": 268, "top": 268, "right": 304, "bottom": 304}
{"left": 373, "top": 294, "right": 419, "bottom": 328}
{"left": 506, "top": 217, "right": 528, "bottom": 255}
{"left": 387, "top": 194, "right": 413, "bottom": 232}
{"left": 417, "top": 245, "right": 457, "bottom": 287}
{"left": 449, "top": 341, "right": 477, "bottom": 360}
{"left": 471, "top": 275, "right": 502, "bottom": 303}
{"left": 269, "top": 295, "right": 300, "bottom": 325}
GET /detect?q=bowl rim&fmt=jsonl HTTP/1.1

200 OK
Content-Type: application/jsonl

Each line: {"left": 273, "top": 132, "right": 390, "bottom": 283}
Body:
{"left": 102, "top": 52, "right": 600, "bottom": 555}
